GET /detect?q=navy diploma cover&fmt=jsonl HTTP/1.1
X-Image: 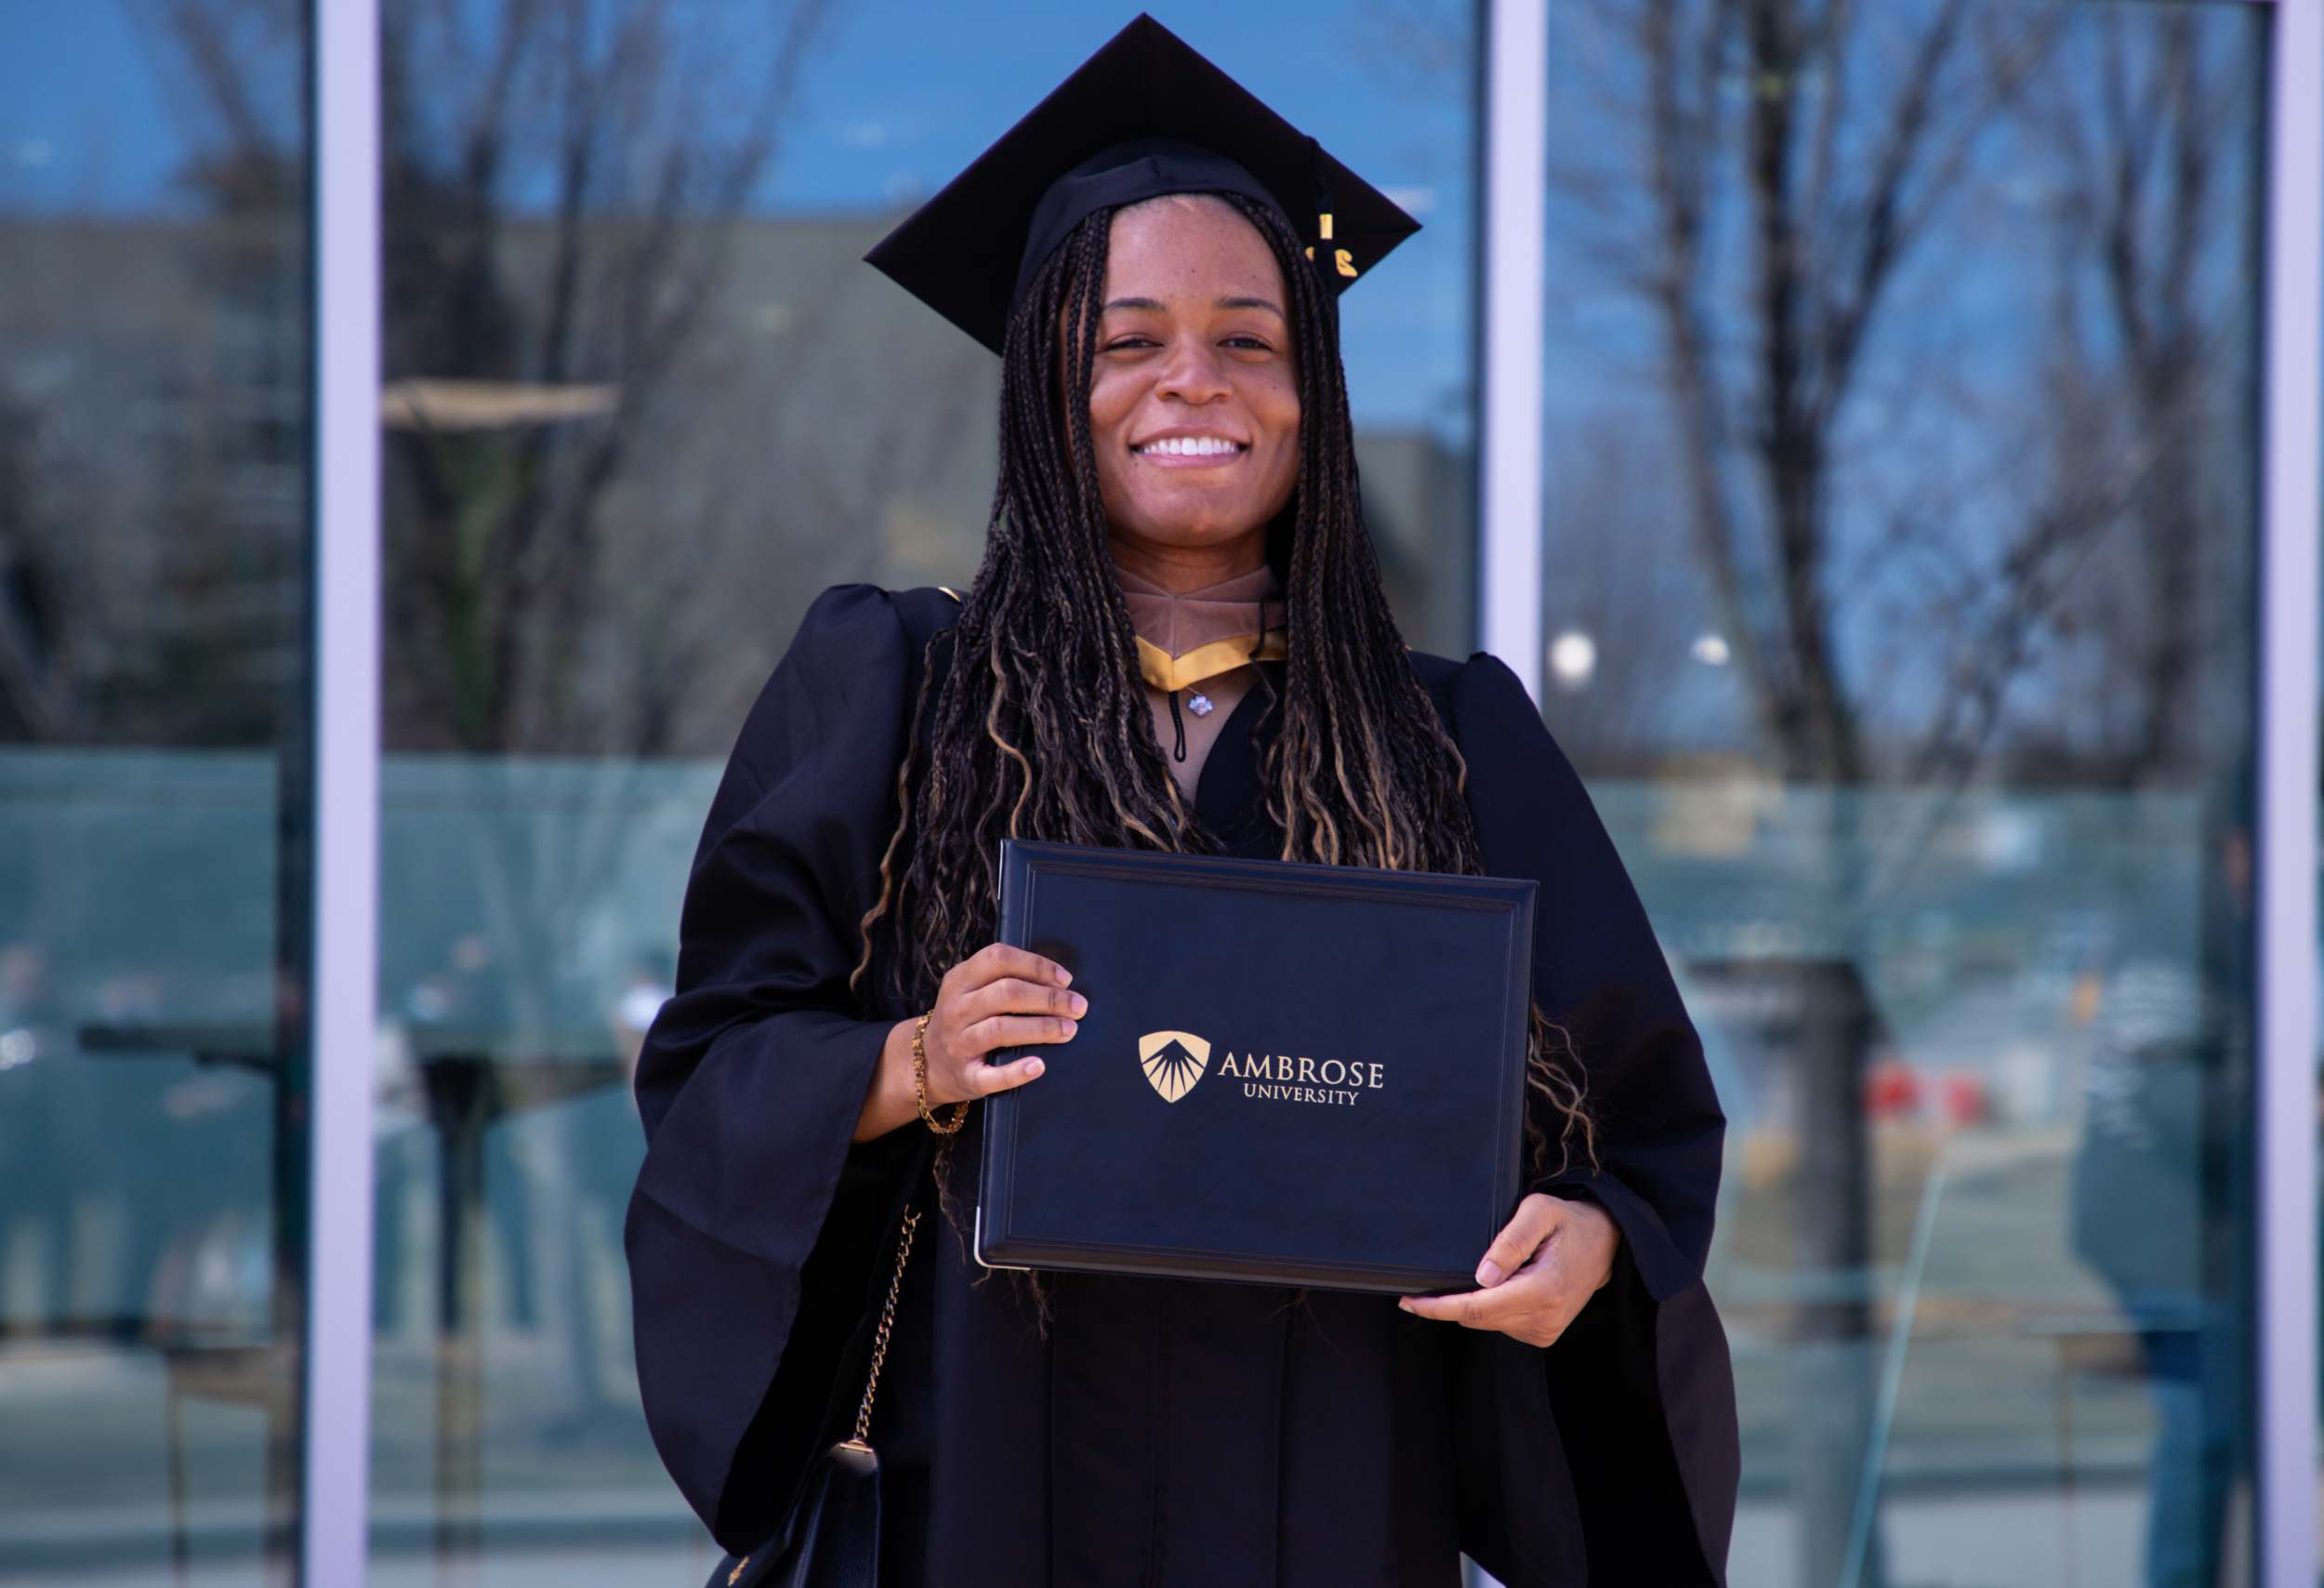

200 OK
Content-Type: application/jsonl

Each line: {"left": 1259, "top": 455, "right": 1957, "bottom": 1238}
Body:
{"left": 974, "top": 838, "right": 1537, "bottom": 1294}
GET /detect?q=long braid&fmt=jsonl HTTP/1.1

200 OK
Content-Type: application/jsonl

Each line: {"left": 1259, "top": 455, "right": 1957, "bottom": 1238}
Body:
{"left": 848, "top": 193, "right": 1595, "bottom": 1291}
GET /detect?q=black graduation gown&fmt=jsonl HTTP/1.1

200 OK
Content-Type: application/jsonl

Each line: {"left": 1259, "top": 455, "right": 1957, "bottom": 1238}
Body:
{"left": 626, "top": 584, "right": 1739, "bottom": 1587}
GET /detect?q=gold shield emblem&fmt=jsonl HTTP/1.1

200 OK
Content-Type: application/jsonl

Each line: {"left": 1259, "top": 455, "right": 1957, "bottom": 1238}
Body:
{"left": 1138, "top": 1029, "right": 1211, "bottom": 1103}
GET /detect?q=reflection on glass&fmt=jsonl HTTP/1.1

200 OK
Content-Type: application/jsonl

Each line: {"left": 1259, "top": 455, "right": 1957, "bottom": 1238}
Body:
{"left": 1543, "top": 4, "right": 2262, "bottom": 1585}
{"left": 0, "top": 2, "right": 312, "bottom": 1581}
{"left": 369, "top": 0, "right": 1481, "bottom": 1577}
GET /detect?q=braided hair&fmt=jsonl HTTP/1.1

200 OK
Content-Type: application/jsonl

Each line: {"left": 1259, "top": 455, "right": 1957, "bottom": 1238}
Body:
{"left": 849, "top": 191, "right": 1595, "bottom": 1248}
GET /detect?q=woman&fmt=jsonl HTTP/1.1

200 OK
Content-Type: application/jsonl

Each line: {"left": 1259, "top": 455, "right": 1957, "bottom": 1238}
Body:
{"left": 627, "top": 16, "right": 1736, "bottom": 1586}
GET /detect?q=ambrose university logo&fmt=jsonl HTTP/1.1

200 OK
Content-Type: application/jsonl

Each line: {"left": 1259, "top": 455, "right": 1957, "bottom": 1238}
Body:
{"left": 1138, "top": 1029, "right": 1212, "bottom": 1102}
{"left": 1135, "top": 1028, "right": 1389, "bottom": 1108}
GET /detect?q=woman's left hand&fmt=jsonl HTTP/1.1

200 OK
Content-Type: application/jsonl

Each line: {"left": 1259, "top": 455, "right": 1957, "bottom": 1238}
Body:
{"left": 1397, "top": 1193, "right": 1620, "bottom": 1347}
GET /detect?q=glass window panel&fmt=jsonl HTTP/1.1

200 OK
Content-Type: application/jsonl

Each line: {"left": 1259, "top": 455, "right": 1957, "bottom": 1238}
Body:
{"left": 0, "top": 2, "right": 314, "bottom": 1581}
{"left": 369, "top": 2, "right": 1480, "bottom": 1577}
{"left": 1542, "top": 4, "right": 2264, "bottom": 1585}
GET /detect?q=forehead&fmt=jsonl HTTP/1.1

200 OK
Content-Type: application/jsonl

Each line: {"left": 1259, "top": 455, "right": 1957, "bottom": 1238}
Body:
{"left": 1102, "top": 193, "right": 1285, "bottom": 301}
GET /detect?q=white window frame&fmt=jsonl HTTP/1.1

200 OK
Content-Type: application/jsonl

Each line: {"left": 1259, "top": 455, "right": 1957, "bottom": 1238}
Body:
{"left": 2257, "top": 4, "right": 2320, "bottom": 1585}
{"left": 1481, "top": 0, "right": 1547, "bottom": 695}
{"left": 305, "top": 0, "right": 382, "bottom": 1581}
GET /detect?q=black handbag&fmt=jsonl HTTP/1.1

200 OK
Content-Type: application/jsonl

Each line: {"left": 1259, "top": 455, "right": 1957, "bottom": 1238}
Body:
{"left": 704, "top": 1204, "right": 921, "bottom": 1588}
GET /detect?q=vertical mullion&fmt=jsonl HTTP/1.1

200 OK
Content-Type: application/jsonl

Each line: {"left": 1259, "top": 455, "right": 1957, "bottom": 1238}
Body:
{"left": 305, "top": 0, "right": 383, "bottom": 1581}
{"left": 2258, "top": 2, "right": 2322, "bottom": 1586}
{"left": 1481, "top": 0, "right": 1548, "bottom": 698}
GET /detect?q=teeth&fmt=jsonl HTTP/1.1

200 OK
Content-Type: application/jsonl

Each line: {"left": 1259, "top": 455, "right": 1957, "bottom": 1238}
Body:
{"left": 1139, "top": 436, "right": 1240, "bottom": 457}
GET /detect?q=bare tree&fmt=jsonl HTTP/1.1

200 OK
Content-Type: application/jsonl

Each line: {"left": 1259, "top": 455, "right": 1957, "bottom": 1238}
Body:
{"left": 1543, "top": 2, "right": 2254, "bottom": 1581}
{"left": 2010, "top": 12, "right": 2249, "bottom": 787}
{"left": 364, "top": 0, "right": 838, "bottom": 1437}
{"left": 368, "top": 0, "right": 834, "bottom": 757}
{"left": 116, "top": 0, "right": 848, "bottom": 1451}
{"left": 0, "top": 0, "right": 310, "bottom": 750}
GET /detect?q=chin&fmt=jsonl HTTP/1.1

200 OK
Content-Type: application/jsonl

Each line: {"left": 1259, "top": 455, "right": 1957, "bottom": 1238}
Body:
{"left": 1125, "top": 503, "right": 1273, "bottom": 546}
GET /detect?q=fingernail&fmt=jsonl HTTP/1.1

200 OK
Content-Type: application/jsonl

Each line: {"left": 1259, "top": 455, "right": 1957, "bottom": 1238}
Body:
{"left": 1061, "top": 1019, "right": 1077, "bottom": 1036}
{"left": 1475, "top": 1260, "right": 1506, "bottom": 1288}
{"left": 1070, "top": 993, "right": 1089, "bottom": 1016}
{"left": 1055, "top": 966, "right": 1072, "bottom": 986}
{"left": 1397, "top": 1298, "right": 1414, "bottom": 1312}
{"left": 1024, "top": 1058, "right": 1045, "bottom": 1078}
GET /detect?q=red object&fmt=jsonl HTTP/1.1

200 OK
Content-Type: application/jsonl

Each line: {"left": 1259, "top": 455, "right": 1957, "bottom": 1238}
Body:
{"left": 1865, "top": 1060, "right": 1921, "bottom": 1119}
{"left": 1938, "top": 1071, "right": 1990, "bottom": 1127}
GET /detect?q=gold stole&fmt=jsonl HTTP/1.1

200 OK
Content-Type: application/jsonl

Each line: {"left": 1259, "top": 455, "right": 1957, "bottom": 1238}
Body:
{"left": 942, "top": 585, "right": 1287, "bottom": 693}
{"left": 1132, "top": 630, "right": 1287, "bottom": 694}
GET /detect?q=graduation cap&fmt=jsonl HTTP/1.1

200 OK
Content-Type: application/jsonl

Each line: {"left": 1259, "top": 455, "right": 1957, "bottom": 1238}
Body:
{"left": 864, "top": 12, "right": 1422, "bottom": 356}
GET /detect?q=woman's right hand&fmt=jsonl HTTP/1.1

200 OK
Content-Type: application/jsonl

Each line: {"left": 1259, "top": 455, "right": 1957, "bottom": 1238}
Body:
{"left": 852, "top": 944, "right": 1087, "bottom": 1141}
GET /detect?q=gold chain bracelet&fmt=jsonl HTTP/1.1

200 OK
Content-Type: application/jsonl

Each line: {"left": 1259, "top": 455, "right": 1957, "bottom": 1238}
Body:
{"left": 913, "top": 1009, "right": 970, "bottom": 1134}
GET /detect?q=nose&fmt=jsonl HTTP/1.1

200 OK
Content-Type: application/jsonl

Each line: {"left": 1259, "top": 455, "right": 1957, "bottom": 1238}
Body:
{"left": 1155, "top": 336, "right": 1231, "bottom": 406}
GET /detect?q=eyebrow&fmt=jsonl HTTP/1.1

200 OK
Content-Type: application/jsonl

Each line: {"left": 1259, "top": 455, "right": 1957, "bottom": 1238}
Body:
{"left": 1102, "top": 295, "right": 1287, "bottom": 318}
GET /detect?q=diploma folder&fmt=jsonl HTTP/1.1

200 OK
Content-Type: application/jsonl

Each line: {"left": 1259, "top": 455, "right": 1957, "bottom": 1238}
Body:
{"left": 974, "top": 838, "right": 1536, "bottom": 1294}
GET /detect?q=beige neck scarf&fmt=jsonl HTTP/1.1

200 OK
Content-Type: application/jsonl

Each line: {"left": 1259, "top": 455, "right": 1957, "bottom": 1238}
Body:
{"left": 1115, "top": 560, "right": 1288, "bottom": 692}
{"left": 1112, "top": 560, "right": 1285, "bottom": 803}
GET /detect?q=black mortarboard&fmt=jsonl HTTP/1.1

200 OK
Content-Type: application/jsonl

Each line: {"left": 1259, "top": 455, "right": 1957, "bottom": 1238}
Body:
{"left": 863, "top": 13, "right": 1421, "bottom": 356}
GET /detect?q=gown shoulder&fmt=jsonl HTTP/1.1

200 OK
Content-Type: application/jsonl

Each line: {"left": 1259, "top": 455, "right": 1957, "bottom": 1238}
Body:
{"left": 714, "top": 582, "right": 962, "bottom": 822}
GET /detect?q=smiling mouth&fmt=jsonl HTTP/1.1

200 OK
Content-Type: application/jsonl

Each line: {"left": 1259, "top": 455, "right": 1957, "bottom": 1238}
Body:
{"left": 1132, "top": 437, "right": 1249, "bottom": 461}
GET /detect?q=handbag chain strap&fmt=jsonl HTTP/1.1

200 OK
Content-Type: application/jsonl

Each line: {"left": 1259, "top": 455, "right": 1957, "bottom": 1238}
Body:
{"left": 841, "top": 1203, "right": 921, "bottom": 1449}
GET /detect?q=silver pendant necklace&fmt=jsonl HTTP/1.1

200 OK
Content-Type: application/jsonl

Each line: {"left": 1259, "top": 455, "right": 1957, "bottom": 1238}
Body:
{"left": 1185, "top": 690, "right": 1214, "bottom": 717}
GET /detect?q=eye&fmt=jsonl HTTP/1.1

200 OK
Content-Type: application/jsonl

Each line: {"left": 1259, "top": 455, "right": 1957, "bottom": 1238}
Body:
{"left": 1103, "top": 336, "right": 1159, "bottom": 352}
{"left": 1223, "top": 335, "right": 1274, "bottom": 351}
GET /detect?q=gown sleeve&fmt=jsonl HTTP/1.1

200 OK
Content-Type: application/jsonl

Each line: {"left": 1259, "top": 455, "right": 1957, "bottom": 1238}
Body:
{"left": 1446, "top": 650, "right": 1740, "bottom": 1587}
{"left": 1449, "top": 652, "right": 1723, "bottom": 1297}
{"left": 624, "top": 582, "right": 933, "bottom": 1555}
